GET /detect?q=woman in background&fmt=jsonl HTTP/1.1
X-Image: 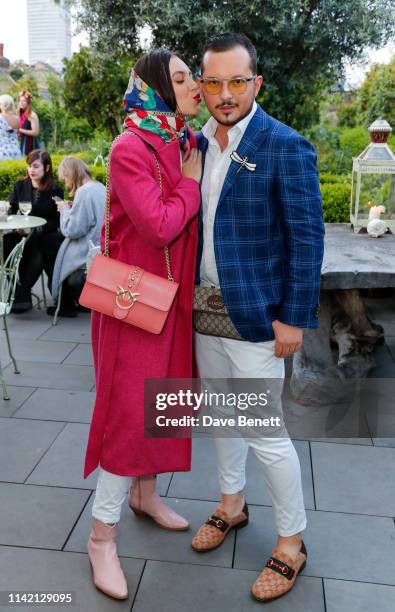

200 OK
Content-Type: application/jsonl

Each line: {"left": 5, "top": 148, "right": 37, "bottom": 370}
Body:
{"left": 0, "top": 94, "right": 22, "bottom": 160}
{"left": 6, "top": 150, "right": 63, "bottom": 312}
{"left": 50, "top": 156, "right": 106, "bottom": 317}
{"left": 18, "top": 90, "right": 39, "bottom": 155}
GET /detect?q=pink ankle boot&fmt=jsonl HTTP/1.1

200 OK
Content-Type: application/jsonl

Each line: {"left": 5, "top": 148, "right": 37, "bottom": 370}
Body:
{"left": 128, "top": 475, "right": 189, "bottom": 531}
{"left": 87, "top": 518, "right": 128, "bottom": 600}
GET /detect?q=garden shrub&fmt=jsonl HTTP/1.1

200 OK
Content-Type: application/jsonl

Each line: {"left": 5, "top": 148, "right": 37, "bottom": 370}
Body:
{"left": 320, "top": 183, "right": 351, "bottom": 223}
{"left": 319, "top": 172, "right": 350, "bottom": 184}
{"left": 0, "top": 158, "right": 106, "bottom": 200}
{"left": 0, "top": 158, "right": 351, "bottom": 224}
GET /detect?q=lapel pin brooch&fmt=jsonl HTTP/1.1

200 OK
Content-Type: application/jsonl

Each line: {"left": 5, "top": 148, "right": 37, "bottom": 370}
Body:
{"left": 230, "top": 151, "right": 257, "bottom": 174}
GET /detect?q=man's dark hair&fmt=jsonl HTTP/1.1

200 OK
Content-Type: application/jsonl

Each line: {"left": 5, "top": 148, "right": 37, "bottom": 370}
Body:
{"left": 201, "top": 33, "right": 257, "bottom": 74}
{"left": 134, "top": 48, "right": 178, "bottom": 112}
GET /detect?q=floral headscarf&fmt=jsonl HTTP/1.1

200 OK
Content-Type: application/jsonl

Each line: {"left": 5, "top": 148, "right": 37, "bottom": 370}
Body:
{"left": 123, "top": 69, "right": 186, "bottom": 144}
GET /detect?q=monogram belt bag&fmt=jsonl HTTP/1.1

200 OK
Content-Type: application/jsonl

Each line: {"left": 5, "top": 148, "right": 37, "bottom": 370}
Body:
{"left": 193, "top": 286, "right": 244, "bottom": 341}
{"left": 79, "top": 132, "right": 178, "bottom": 334}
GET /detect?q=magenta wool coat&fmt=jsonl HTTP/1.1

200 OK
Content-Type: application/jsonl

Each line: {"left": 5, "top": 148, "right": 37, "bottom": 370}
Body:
{"left": 83, "top": 128, "right": 200, "bottom": 479}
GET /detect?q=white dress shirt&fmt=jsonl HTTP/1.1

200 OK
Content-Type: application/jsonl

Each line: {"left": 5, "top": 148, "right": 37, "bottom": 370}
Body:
{"left": 200, "top": 102, "right": 257, "bottom": 287}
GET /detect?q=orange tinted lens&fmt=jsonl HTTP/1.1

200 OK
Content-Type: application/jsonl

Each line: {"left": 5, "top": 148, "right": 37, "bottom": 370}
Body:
{"left": 228, "top": 79, "right": 248, "bottom": 93}
{"left": 204, "top": 80, "right": 222, "bottom": 94}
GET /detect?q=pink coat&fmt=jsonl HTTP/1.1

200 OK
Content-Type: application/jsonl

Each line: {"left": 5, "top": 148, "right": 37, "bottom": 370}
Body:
{"left": 84, "top": 128, "right": 200, "bottom": 478}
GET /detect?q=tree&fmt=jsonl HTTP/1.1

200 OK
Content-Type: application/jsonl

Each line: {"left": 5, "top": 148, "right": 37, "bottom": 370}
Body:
{"left": 63, "top": 0, "right": 395, "bottom": 129}
{"left": 357, "top": 56, "right": 395, "bottom": 128}
{"left": 62, "top": 47, "right": 132, "bottom": 136}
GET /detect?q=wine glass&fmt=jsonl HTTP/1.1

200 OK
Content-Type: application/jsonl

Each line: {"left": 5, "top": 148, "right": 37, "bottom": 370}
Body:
{"left": 19, "top": 201, "right": 32, "bottom": 218}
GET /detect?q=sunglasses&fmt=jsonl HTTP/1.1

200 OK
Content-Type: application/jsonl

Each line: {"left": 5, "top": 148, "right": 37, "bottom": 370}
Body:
{"left": 198, "top": 76, "right": 257, "bottom": 95}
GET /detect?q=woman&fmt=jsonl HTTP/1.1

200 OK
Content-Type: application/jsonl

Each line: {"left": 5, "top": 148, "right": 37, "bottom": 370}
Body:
{"left": 50, "top": 157, "right": 106, "bottom": 317}
{"left": 18, "top": 90, "right": 39, "bottom": 155}
{"left": 0, "top": 94, "right": 22, "bottom": 160}
{"left": 84, "top": 49, "right": 202, "bottom": 600}
{"left": 6, "top": 150, "right": 64, "bottom": 312}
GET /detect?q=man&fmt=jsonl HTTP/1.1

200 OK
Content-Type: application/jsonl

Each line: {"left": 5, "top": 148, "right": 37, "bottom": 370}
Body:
{"left": 191, "top": 33, "right": 324, "bottom": 603}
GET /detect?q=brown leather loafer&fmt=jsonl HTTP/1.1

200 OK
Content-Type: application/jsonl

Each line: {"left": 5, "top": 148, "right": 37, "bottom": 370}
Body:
{"left": 251, "top": 540, "right": 307, "bottom": 602}
{"left": 191, "top": 503, "right": 249, "bottom": 552}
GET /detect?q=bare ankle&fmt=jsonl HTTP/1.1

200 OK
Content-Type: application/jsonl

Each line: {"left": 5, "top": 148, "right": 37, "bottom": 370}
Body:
{"left": 220, "top": 491, "right": 245, "bottom": 515}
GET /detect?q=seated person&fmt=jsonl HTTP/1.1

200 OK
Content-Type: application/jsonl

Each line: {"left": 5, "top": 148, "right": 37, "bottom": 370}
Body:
{"left": 6, "top": 150, "right": 64, "bottom": 313}
{"left": 49, "top": 156, "right": 106, "bottom": 317}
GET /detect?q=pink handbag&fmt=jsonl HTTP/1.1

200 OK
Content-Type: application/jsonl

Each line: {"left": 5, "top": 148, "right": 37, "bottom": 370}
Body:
{"left": 79, "top": 132, "right": 179, "bottom": 334}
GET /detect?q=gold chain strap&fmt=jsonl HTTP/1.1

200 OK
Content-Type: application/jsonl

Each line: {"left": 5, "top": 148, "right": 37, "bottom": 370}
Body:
{"left": 104, "top": 132, "right": 174, "bottom": 282}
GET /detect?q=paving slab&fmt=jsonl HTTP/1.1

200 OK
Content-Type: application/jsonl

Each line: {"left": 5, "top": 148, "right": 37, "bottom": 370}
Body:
{"left": 324, "top": 578, "right": 395, "bottom": 612}
{"left": 361, "top": 378, "right": 395, "bottom": 447}
{"left": 65, "top": 497, "right": 234, "bottom": 568}
{"left": 234, "top": 506, "right": 395, "bottom": 585}
{"left": 311, "top": 441, "right": 395, "bottom": 516}
{"left": 387, "top": 336, "right": 395, "bottom": 361}
{"left": 3, "top": 361, "right": 94, "bottom": 391}
{"left": 168, "top": 436, "right": 315, "bottom": 509}
{"left": 62, "top": 343, "right": 94, "bottom": 366}
{"left": 25, "top": 422, "right": 171, "bottom": 494}
{"left": 368, "top": 345, "right": 395, "bottom": 378}
{"left": 38, "top": 315, "right": 92, "bottom": 343}
{"left": 0, "top": 386, "right": 35, "bottom": 417}
{"left": 0, "top": 337, "right": 76, "bottom": 367}
{"left": 283, "top": 384, "right": 372, "bottom": 442}
{"left": 1, "top": 311, "right": 52, "bottom": 340}
{"left": 0, "top": 546, "right": 144, "bottom": 611}
{"left": 26, "top": 423, "right": 97, "bottom": 490}
{"left": 13, "top": 388, "right": 95, "bottom": 423}
{"left": 133, "top": 560, "right": 325, "bottom": 612}
{"left": 0, "top": 417, "right": 65, "bottom": 482}
{"left": 0, "top": 483, "right": 90, "bottom": 549}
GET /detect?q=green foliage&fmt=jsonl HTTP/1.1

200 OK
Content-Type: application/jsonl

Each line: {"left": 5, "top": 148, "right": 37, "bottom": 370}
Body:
{"left": 0, "top": 157, "right": 107, "bottom": 200}
{"left": 63, "top": 0, "right": 395, "bottom": 130}
{"left": 320, "top": 183, "right": 351, "bottom": 223}
{"left": 0, "top": 161, "right": 27, "bottom": 201}
{"left": 319, "top": 173, "right": 350, "bottom": 184}
{"left": 337, "top": 102, "right": 359, "bottom": 128}
{"left": 189, "top": 104, "right": 210, "bottom": 132}
{"left": 62, "top": 47, "right": 132, "bottom": 136}
{"left": 358, "top": 56, "right": 395, "bottom": 127}
{"left": 338, "top": 126, "right": 370, "bottom": 159}
{"left": 8, "top": 74, "right": 39, "bottom": 98}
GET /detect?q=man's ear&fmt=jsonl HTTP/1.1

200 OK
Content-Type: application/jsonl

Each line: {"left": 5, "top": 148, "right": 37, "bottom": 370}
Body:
{"left": 255, "top": 75, "right": 263, "bottom": 97}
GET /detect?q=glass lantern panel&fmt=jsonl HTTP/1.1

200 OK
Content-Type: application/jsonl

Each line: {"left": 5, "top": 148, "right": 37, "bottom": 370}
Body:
{"left": 355, "top": 174, "right": 394, "bottom": 220}
{"left": 362, "top": 146, "right": 394, "bottom": 161}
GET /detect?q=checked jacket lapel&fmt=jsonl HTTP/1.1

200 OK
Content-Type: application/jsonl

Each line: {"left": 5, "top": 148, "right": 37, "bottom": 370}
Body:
{"left": 217, "top": 105, "right": 270, "bottom": 207}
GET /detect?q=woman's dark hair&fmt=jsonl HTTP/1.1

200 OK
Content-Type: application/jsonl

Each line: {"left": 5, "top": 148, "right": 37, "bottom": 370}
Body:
{"left": 25, "top": 150, "right": 57, "bottom": 192}
{"left": 202, "top": 33, "right": 257, "bottom": 74}
{"left": 134, "top": 48, "right": 178, "bottom": 113}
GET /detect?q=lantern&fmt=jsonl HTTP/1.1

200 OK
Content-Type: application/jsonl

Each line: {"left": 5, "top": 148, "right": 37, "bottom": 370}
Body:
{"left": 350, "top": 119, "right": 395, "bottom": 233}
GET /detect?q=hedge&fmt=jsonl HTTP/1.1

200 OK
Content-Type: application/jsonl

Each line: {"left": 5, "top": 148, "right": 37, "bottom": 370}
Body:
{"left": 0, "top": 159, "right": 351, "bottom": 223}
{"left": 320, "top": 183, "right": 351, "bottom": 223}
{"left": 0, "top": 158, "right": 106, "bottom": 200}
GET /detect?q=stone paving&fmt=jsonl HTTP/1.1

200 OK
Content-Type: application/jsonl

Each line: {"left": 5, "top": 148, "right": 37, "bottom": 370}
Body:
{"left": 0, "top": 295, "right": 394, "bottom": 612}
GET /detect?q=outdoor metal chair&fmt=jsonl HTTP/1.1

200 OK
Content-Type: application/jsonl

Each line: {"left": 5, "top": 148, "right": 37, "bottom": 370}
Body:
{"left": 31, "top": 272, "right": 48, "bottom": 310}
{"left": 0, "top": 238, "right": 27, "bottom": 400}
{"left": 52, "top": 282, "right": 63, "bottom": 326}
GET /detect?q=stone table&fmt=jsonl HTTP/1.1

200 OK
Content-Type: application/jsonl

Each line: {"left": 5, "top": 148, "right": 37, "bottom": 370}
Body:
{"left": 291, "top": 223, "right": 395, "bottom": 405}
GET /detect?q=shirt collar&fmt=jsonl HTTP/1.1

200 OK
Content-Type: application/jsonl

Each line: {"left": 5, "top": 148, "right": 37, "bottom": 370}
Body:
{"left": 202, "top": 101, "right": 257, "bottom": 142}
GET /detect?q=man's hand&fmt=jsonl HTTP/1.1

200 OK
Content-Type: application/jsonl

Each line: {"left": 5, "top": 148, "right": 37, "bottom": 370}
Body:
{"left": 272, "top": 320, "right": 303, "bottom": 358}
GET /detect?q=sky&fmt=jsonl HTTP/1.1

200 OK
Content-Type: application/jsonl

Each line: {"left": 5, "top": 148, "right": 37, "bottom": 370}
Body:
{"left": 0, "top": 0, "right": 394, "bottom": 88}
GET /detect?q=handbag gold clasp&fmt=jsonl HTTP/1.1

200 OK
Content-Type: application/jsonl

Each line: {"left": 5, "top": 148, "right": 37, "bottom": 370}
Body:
{"left": 116, "top": 285, "right": 139, "bottom": 310}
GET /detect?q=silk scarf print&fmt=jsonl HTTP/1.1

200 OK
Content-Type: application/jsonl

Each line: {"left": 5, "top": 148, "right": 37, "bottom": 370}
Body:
{"left": 123, "top": 69, "right": 186, "bottom": 144}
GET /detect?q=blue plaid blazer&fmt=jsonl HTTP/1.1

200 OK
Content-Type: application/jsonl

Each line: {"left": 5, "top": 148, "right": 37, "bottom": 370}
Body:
{"left": 196, "top": 104, "right": 325, "bottom": 342}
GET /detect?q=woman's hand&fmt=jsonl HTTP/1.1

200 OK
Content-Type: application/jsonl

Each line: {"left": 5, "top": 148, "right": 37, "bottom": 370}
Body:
{"left": 182, "top": 148, "right": 202, "bottom": 183}
{"left": 56, "top": 201, "right": 70, "bottom": 212}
